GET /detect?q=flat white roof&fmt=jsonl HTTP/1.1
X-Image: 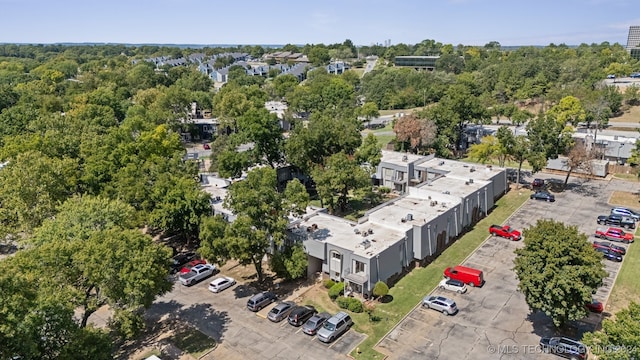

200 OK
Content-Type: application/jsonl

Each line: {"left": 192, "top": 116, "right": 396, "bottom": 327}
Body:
{"left": 367, "top": 192, "right": 461, "bottom": 232}
{"left": 380, "top": 150, "right": 430, "bottom": 166}
{"left": 201, "top": 184, "right": 232, "bottom": 215}
{"left": 297, "top": 212, "right": 405, "bottom": 259}
{"left": 418, "top": 175, "right": 488, "bottom": 198}
{"left": 418, "top": 158, "right": 503, "bottom": 182}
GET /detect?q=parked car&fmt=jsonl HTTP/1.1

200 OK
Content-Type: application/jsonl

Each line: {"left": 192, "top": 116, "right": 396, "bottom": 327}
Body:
{"left": 611, "top": 207, "right": 640, "bottom": 221}
{"left": 585, "top": 298, "right": 604, "bottom": 313}
{"left": 531, "top": 178, "right": 545, "bottom": 188}
{"left": 631, "top": 72, "right": 640, "bottom": 78}
{"left": 443, "top": 265, "right": 484, "bottom": 287}
{"left": 530, "top": 191, "right": 555, "bottom": 202}
{"left": 287, "top": 305, "right": 317, "bottom": 326}
{"left": 207, "top": 276, "right": 236, "bottom": 293}
{"left": 539, "top": 336, "right": 588, "bottom": 359}
{"left": 178, "top": 263, "right": 216, "bottom": 286}
{"left": 592, "top": 240, "right": 626, "bottom": 255}
{"left": 267, "top": 301, "right": 296, "bottom": 322}
{"left": 489, "top": 224, "right": 521, "bottom": 241}
{"left": 422, "top": 295, "right": 458, "bottom": 315}
{"left": 246, "top": 291, "right": 277, "bottom": 312}
{"left": 438, "top": 278, "right": 468, "bottom": 294}
{"left": 170, "top": 252, "right": 197, "bottom": 274}
{"left": 203, "top": 143, "right": 211, "bottom": 150}
{"left": 595, "top": 227, "right": 635, "bottom": 243}
{"left": 597, "top": 214, "right": 636, "bottom": 229}
{"left": 179, "top": 259, "right": 207, "bottom": 274}
{"left": 302, "top": 312, "right": 331, "bottom": 335}
{"left": 317, "top": 311, "right": 353, "bottom": 343}
{"left": 594, "top": 247, "right": 623, "bottom": 262}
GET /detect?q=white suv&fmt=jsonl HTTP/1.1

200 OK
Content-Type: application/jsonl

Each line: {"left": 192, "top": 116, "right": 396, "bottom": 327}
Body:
{"left": 438, "top": 278, "right": 468, "bottom": 294}
{"left": 611, "top": 207, "right": 640, "bottom": 221}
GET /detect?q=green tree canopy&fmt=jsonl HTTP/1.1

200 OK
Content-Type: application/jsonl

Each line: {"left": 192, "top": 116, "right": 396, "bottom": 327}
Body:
{"left": 514, "top": 219, "right": 607, "bottom": 328}
{"left": 582, "top": 302, "right": 640, "bottom": 360}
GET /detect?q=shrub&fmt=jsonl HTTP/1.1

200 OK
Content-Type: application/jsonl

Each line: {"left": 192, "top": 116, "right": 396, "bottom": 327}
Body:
{"left": 347, "top": 298, "right": 364, "bottom": 313}
{"left": 335, "top": 297, "right": 364, "bottom": 313}
{"left": 336, "top": 296, "right": 351, "bottom": 309}
{"left": 323, "top": 279, "right": 336, "bottom": 289}
{"left": 328, "top": 282, "right": 344, "bottom": 300}
{"left": 372, "top": 281, "right": 389, "bottom": 299}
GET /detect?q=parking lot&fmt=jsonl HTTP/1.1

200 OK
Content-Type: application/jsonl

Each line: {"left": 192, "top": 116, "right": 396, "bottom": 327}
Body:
{"left": 146, "top": 273, "right": 365, "bottom": 360}
{"left": 375, "top": 175, "right": 637, "bottom": 360}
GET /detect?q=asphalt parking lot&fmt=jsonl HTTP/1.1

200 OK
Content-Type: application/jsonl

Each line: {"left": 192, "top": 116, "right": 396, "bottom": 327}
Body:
{"left": 375, "top": 175, "right": 637, "bottom": 360}
{"left": 146, "top": 275, "right": 365, "bottom": 360}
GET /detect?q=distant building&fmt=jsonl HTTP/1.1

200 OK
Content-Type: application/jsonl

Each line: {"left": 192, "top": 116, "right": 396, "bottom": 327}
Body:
{"left": 394, "top": 56, "right": 439, "bottom": 70}
{"left": 627, "top": 26, "right": 640, "bottom": 60}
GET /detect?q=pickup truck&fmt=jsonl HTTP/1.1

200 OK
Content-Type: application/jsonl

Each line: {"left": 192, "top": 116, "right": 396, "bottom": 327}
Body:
{"left": 597, "top": 214, "right": 636, "bottom": 229}
{"left": 595, "top": 227, "right": 635, "bottom": 243}
{"left": 179, "top": 263, "right": 216, "bottom": 286}
{"left": 489, "top": 224, "right": 521, "bottom": 241}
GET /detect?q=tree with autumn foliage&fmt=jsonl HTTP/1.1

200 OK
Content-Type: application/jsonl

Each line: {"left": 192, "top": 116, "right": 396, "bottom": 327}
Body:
{"left": 393, "top": 114, "right": 437, "bottom": 153}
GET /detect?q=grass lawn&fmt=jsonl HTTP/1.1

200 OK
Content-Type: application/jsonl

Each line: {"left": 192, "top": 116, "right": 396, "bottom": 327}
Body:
{"left": 608, "top": 191, "right": 640, "bottom": 210}
{"left": 344, "top": 189, "right": 531, "bottom": 359}
{"left": 612, "top": 173, "right": 639, "bottom": 182}
{"left": 170, "top": 328, "right": 216, "bottom": 358}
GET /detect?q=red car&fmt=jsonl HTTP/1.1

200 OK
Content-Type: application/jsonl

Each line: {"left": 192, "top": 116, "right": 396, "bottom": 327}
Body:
{"left": 203, "top": 143, "right": 211, "bottom": 150}
{"left": 489, "top": 224, "right": 522, "bottom": 241}
{"left": 585, "top": 299, "right": 603, "bottom": 313}
{"left": 595, "top": 227, "right": 635, "bottom": 243}
{"left": 592, "top": 241, "right": 626, "bottom": 255}
{"left": 179, "top": 259, "right": 207, "bottom": 274}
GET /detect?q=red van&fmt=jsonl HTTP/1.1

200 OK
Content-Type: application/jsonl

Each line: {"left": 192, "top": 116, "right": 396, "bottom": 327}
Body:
{"left": 443, "top": 265, "right": 484, "bottom": 287}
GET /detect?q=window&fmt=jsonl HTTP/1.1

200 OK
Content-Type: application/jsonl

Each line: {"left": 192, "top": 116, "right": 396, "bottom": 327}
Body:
{"left": 332, "top": 252, "right": 342, "bottom": 260}
{"left": 354, "top": 260, "right": 365, "bottom": 273}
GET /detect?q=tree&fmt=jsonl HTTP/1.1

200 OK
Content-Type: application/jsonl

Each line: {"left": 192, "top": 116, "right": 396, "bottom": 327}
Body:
{"left": 467, "top": 135, "right": 499, "bottom": 164}
{"left": 0, "top": 151, "right": 78, "bottom": 237}
{"left": 359, "top": 102, "right": 379, "bottom": 126}
{"left": 393, "top": 114, "right": 437, "bottom": 153}
{"left": 372, "top": 281, "right": 389, "bottom": 299}
{"left": 308, "top": 46, "right": 331, "bottom": 66}
{"left": 514, "top": 219, "right": 607, "bottom": 328}
{"left": 355, "top": 133, "right": 382, "bottom": 173}
{"left": 204, "top": 167, "right": 306, "bottom": 282}
{"left": 270, "top": 243, "right": 308, "bottom": 280}
{"left": 283, "top": 179, "right": 310, "bottom": 218}
{"left": 547, "top": 96, "right": 586, "bottom": 127}
{"left": 495, "top": 126, "right": 515, "bottom": 167}
{"left": 236, "top": 107, "right": 284, "bottom": 168}
{"left": 311, "top": 152, "right": 371, "bottom": 213}
{"left": 272, "top": 74, "right": 299, "bottom": 99}
{"left": 582, "top": 302, "right": 640, "bottom": 360}
{"left": 562, "top": 142, "right": 592, "bottom": 188}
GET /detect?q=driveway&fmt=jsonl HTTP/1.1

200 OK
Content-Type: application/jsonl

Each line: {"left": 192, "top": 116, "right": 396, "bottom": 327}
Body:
{"left": 146, "top": 277, "right": 365, "bottom": 360}
{"left": 375, "top": 175, "right": 637, "bottom": 360}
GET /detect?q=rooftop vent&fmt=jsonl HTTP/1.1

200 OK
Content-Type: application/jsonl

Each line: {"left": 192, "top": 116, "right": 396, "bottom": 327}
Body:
{"left": 402, "top": 155, "right": 408, "bottom": 162}
{"left": 442, "top": 191, "right": 450, "bottom": 195}
{"left": 354, "top": 228, "right": 360, "bottom": 234}
{"left": 405, "top": 213, "right": 413, "bottom": 221}
{"left": 361, "top": 239, "right": 371, "bottom": 249}
{"left": 470, "top": 166, "right": 476, "bottom": 172}
{"left": 439, "top": 161, "right": 445, "bottom": 166}
{"left": 469, "top": 179, "right": 474, "bottom": 184}
{"left": 368, "top": 228, "right": 374, "bottom": 235}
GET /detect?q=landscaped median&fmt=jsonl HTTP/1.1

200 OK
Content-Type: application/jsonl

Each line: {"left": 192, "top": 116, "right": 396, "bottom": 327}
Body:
{"left": 349, "top": 189, "right": 531, "bottom": 359}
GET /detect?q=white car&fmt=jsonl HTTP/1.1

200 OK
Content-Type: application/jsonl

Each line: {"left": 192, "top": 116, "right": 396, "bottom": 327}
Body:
{"left": 208, "top": 276, "right": 236, "bottom": 293}
{"left": 438, "top": 278, "right": 468, "bottom": 294}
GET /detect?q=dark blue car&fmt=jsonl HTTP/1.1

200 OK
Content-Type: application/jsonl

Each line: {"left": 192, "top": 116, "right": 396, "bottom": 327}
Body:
{"left": 530, "top": 191, "right": 555, "bottom": 202}
{"left": 595, "top": 247, "right": 623, "bottom": 262}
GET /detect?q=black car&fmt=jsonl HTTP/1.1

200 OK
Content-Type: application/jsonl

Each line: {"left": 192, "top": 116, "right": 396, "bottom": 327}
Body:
{"left": 597, "top": 214, "right": 636, "bottom": 229}
{"left": 594, "top": 247, "right": 623, "bottom": 262}
{"left": 287, "top": 305, "right": 317, "bottom": 326}
{"left": 593, "top": 240, "right": 626, "bottom": 255}
{"left": 302, "top": 312, "right": 331, "bottom": 335}
{"left": 539, "top": 336, "right": 587, "bottom": 360}
{"left": 530, "top": 191, "right": 555, "bottom": 202}
{"left": 170, "top": 252, "right": 197, "bottom": 274}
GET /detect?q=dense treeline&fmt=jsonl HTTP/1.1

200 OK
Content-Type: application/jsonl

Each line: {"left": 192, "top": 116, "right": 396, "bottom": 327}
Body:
{"left": 0, "top": 39, "right": 639, "bottom": 358}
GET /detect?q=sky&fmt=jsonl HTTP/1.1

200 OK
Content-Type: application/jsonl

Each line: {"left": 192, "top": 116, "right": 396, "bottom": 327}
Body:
{"left": 1, "top": 0, "right": 639, "bottom": 47}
